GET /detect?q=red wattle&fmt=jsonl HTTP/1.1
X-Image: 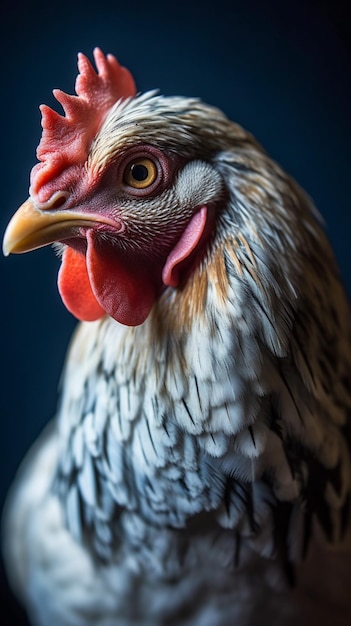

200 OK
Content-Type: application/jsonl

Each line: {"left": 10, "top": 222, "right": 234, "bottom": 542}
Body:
{"left": 162, "top": 206, "right": 208, "bottom": 287}
{"left": 58, "top": 247, "right": 105, "bottom": 321}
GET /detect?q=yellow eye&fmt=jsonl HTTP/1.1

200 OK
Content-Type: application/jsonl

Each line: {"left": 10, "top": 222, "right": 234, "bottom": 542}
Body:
{"left": 123, "top": 157, "right": 158, "bottom": 189}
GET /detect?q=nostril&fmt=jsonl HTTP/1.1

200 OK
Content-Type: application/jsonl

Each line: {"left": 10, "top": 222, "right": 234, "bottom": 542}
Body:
{"left": 35, "top": 190, "right": 69, "bottom": 211}
{"left": 52, "top": 195, "right": 67, "bottom": 209}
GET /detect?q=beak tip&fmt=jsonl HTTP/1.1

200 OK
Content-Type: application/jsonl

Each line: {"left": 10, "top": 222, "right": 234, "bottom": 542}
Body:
{"left": 2, "top": 231, "right": 12, "bottom": 257}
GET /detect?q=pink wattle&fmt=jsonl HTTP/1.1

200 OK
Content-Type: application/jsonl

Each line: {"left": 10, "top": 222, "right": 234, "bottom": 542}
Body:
{"left": 162, "top": 206, "right": 208, "bottom": 287}
{"left": 85, "top": 230, "right": 156, "bottom": 326}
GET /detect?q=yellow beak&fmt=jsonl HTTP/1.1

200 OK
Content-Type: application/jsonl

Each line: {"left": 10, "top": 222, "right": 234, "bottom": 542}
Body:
{"left": 3, "top": 198, "right": 107, "bottom": 256}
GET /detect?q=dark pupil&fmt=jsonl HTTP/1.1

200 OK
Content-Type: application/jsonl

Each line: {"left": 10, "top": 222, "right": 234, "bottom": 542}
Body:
{"left": 131, "top": 163, "right": 149, "bottom": 181}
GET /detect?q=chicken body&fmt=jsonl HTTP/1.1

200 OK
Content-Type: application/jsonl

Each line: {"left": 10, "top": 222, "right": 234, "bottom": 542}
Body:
{"left": 2, "top": 50, "right": 351, "bottom": 625}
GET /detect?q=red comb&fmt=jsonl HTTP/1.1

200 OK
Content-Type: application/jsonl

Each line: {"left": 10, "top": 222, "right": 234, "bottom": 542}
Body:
{"left": 30, "top": 48, "right": 136, "bottom": 202}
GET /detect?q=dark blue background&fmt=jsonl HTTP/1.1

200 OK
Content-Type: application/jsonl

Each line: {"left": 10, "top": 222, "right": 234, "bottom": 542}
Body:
{"left": 0, "top": 0, "right": 350, "bottom": 621}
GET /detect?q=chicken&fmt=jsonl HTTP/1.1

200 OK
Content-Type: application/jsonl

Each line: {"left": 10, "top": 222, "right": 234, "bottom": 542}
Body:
{"left": 2, "top": 48, "right": 351, "bottom": 626}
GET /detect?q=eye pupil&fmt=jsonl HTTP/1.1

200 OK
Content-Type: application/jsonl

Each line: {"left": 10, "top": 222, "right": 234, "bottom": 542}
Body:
{"left": 131, "top": 163, "right": 149, "bottom": 182}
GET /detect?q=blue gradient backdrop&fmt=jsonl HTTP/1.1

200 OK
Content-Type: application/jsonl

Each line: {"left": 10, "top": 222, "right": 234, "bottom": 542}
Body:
{"left": 0, "top": 0, "right": 350, "bottom": 621}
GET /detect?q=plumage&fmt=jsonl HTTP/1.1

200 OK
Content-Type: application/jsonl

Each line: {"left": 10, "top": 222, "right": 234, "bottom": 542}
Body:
{"left": 2, "top": 48, "right": 351, "bottom": 625}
